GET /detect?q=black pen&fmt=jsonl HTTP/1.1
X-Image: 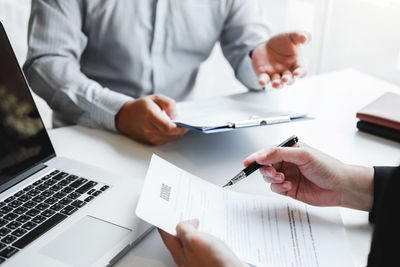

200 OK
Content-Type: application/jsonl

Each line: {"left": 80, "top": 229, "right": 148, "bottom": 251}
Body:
{"left": 223, "top": 135, "right": 299, "bottom": 187}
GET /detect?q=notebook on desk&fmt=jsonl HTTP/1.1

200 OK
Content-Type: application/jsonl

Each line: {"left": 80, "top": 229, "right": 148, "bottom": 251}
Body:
{"left": 356, "top": 92, "right": 400, "bottom": 142}
{"left": 173, "top": 97, "right": 308, "bottom": 134}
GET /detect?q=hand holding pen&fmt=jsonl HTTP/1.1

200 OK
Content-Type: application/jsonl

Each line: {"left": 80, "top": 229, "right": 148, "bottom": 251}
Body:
{"left": 223, "top": 135, "right": 298, "bottom": 187}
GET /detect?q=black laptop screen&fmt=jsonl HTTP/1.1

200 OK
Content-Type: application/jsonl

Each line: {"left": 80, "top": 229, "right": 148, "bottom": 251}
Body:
{"left": 0, "top": 23, "right": 55, "bottom": 190}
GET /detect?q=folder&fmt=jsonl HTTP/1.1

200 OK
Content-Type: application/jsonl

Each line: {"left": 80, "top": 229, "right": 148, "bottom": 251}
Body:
{"left": 356, "top": 92, "right": 400, "bottom": 142}
{"left": 172, "top": 97, "right": 308, "bottom": 133}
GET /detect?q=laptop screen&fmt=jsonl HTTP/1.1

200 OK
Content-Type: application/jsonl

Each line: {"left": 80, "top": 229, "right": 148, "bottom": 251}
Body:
{"left": 0, "top": 23, "right": 55, "bottom": 192}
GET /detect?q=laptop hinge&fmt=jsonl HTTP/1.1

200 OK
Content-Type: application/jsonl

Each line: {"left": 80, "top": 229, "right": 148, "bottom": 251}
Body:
{"left": 0, "top": 161, "right": 50, "bottom": 194}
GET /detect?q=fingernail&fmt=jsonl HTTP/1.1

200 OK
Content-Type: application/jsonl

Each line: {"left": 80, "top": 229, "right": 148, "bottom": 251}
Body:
{"left": 283, "top": 184, "right": 290, "bottom": 190}
{"left": 273, "top": 176, "right": 281, "bottom": 182}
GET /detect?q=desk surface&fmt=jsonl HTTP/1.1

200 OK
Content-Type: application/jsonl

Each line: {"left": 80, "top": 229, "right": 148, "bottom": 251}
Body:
{"left": 48, "top": 69, "right": 400, "bottom": 267}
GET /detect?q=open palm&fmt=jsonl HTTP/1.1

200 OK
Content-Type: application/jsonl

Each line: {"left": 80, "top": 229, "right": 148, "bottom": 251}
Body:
{"left": 252, "top": 31, "right": 311, "bottom": 88}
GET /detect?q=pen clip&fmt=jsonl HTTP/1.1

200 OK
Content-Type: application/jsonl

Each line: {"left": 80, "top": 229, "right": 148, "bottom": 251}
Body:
{"left": 228, "top": 115, "right": 291, "bottom": 128}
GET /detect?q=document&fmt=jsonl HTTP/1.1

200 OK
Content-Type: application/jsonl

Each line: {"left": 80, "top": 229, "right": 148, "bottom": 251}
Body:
{"left": 172, "top": 97, "right": 307, "bottom": 133}
{"left": 136, "top": 155, "right": 354, "bottom": 267}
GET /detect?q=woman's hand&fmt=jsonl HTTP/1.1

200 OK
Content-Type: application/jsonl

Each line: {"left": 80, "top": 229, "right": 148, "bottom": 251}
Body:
{"left": 244, "top": 142, "right": 374, "bottom": 211}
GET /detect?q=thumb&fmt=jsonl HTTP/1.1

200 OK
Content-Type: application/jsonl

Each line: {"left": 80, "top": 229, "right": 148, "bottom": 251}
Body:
{"left": 176, "top": 219, "right": 200, "bottom": 246}
{"left": 151, "top": 94, "right": 177, "bottom": 119}
{"left": 289, "top": 31, "right": 311, "bottom": 45}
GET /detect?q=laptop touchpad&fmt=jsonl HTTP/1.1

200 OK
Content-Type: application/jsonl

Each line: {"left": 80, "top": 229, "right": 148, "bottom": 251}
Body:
{"left": 41, "top": 216, "right": 130, "bottom": 267}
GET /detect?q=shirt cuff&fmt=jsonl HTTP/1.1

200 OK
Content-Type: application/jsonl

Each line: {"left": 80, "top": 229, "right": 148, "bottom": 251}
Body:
{"left": 236, "top": 51, "right": 264, "bottom": 91}
{"left": 90, "top": 87, "right": 134, "bottom": 132}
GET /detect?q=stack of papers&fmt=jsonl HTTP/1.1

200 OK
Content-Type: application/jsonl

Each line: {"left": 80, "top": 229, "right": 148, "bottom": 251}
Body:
{"left": 136, "top": 155, "right": 354, "bottom": 267}
{"left": 172, "top": 98, "right": 307, "bottom": 133}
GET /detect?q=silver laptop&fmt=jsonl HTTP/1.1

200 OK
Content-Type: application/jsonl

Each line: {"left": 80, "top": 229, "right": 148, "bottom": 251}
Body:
{"left": 0, "top": 22, "right": 152, "bottom": 266}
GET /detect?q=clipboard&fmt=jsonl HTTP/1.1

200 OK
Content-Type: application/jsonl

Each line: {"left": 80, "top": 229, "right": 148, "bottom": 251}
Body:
{"left": 172, "top": 97, "right": 308, "bottom": 134}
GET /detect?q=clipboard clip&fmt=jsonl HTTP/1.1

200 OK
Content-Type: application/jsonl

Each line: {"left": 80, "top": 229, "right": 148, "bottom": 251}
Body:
{"left": 228, "top": 115, "right": 291, "bottom": 128}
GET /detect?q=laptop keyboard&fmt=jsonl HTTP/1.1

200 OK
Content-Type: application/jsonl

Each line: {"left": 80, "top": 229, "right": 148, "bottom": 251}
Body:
{"left": 0, "top": 170, "right": 110, "bottom": 264}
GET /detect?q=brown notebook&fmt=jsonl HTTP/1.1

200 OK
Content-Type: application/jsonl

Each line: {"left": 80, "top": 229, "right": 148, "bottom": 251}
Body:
{"left": 356, "top": 92, "right": 400, "bottom": 131}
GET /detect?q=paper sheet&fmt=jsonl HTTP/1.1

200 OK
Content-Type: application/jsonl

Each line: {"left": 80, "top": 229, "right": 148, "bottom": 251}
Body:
{"left": 172, "top": 98, "right": 305, "bottom": 129}
{"left": 136, "top": 155, "right": 354, "bottom": 267}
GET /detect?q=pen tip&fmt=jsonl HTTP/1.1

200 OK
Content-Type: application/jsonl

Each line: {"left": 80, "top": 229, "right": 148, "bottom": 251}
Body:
{"left": 222, "top": 182, "right": 232, "bottom": 188}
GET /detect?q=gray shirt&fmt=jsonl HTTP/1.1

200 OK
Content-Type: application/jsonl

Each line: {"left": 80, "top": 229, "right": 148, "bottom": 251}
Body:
{"left": 24, "top": 0, "right": 270, "bottom": 132}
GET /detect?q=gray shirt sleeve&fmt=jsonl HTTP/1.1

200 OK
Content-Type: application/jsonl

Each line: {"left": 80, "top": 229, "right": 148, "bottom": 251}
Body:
{"left": 220, "top": 0, "right": 271, "bottom": 90}
{"left": 23, "top": 0, "right": 133, "bottom": 132}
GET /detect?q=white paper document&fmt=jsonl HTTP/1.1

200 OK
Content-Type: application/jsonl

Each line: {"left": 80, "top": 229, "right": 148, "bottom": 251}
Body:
{"left": 136, "top": 155, "right": 354, "bottom": 267}
{"left": 172, "top": 98, "right": 307, "bottom": 133}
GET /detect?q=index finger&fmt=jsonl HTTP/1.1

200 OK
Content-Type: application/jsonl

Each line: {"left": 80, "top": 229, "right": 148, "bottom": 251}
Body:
{"left": 158, "top": 229, "right": 185, "bottom": 266}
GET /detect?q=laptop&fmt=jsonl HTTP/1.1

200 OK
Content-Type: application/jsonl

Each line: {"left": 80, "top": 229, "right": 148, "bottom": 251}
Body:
{"left": 0, "top": 22, "right": 152, "bottom": 266}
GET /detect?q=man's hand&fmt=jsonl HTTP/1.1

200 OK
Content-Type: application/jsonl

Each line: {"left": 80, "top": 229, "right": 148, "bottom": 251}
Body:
{"left": 244, "top": 143, "right": 374, "bottom": 211}
{"left": 252, "top": 31, "right": 311, "bottom": 88}
{"left": 159, "top": 220, "right": 247, "bottom": 267}
{"left": 115, "top": 94, "right": 188, "bottom": 145}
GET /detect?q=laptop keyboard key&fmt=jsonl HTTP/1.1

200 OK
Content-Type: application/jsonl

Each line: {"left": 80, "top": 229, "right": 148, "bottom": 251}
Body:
{"left": 76, "top": 181, "right": 98, "bottom": 194}
{"left": 0, "top": 206, "right": 13, "bottom": 214}
{"left": 53, "top": 192, "right": 67, "bottom": 199}
{"left": 41, "top": 189, "right": 55, "bottom": 197}
{"left": 4, "top": 196, "right": 15, "bottom": 203}
{"left": 52, "top": 172, "right": 69, "bottom": 181}
{"left": 36, "top": 203, "right": 49, "bottom": 211}
{"left": 50, "top": 203, "right": 64, "bottom": 211}
{"left": 84, "top": 196, "right": 94, "bottom": 202}
{"left": 16, "top": 215, "right": 31, "bottom": 224}
{"left": 2, "top": 235, "right": 17, "bottom": 244}
{"left": 3, "top": 213, "right": 18, "bottom": 221}
{"left": 26, "top": 209, "right": 41, "bottom": 217}
{"left": 14, "top": 206, "right": 28, "bottom": 215}
{"left": 61, "top": 186, "right": 74, "bottom": 194}
{"left": 0, "top": 228, "right": 11, "bottom": 236}
{"left": 60, "top": 205, "right": 78, "bottom": 216}
{"left": 13, "top": 213, "right": 67, "bottom": 249}
{"left": 70, "top": 178, "right": 88, "bottom": 188}
{"left": 68, "top": 192, "right": 81, "bottom": 199}
{"left": 0, "top": 220, "right": 7, "bottom": 227}
{"left": 32, "top": 195, "right": 46, "bottom": 203}
{"left": 41, "top": 209, "right": 55, "bottom": 218}
{"left": 26, "top": 189, "right": 41, "bottom": 197}
{"left": 12, "top": 228, "right": 28, "bottom": 238}
{"left": 8, "top": 200, "right": 23, "bottom": 208}
{"left": 59, "top": 197, "right": 73, "bottom": 206}
{"left": 32, "top": 215, "right": 47, "bottom": 224}
{"left": 5, "top": 221, "right": 21, "bottom": 230}
{"left": 100, "top": 185, "right": 110, "bottom": 191}
{"left": 44, "top": 197, "right": 57, "bottom": 205}
{"left": 50, "top": 170, "right": 60, "bottom": 175}
{"left": 71, "top": 200, "right": 86, "bottom": 208}
{"left": 22, "top": 221, "right": 37, "bottom": 231}
{"left": 13, "top": 191, "right": 25, "bottom": 197}
{"left": 22, "top": 201, "right": 37, "bottom": 209}
{"left": 17, "top": 194, "right": 31, "bottom": 202}
{"left": 0, "top": 246, "right": 19, "bottom": 258}
{"left": 36, "top": 184, "right": 49, "bottom": 191}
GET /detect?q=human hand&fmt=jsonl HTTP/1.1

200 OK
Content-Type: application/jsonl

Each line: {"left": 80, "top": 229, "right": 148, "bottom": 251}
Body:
{"left": 159, "top": 220, "right": 247, "bottom": 267}
{"left": 252, "top": 31, "right": 311, "bottom": 88}
{"left": 115, "top": 94, "right": 188, "bottom": 145}
{"left": 244, "top": 142, "right": 374, "bottom": 211}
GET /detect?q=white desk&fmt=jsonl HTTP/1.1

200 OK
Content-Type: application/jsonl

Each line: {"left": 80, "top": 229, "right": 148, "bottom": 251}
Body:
{"left": 48, "top": 69, "right": 400, "bottom": 267}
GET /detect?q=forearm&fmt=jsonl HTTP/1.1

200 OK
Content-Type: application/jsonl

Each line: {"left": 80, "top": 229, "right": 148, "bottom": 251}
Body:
{"left": 338, "top": 165, "right": 374, "bottom": 211}
{"left": 221, "top": 0, "right": 270, "bottom": 90}
{"left": 24, "top": 58, "right": 133, "bottom": 131}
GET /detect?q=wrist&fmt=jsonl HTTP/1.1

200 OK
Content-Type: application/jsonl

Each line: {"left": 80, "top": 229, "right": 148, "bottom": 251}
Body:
{"left": 339, "top": 165, "right": 374, "bottom": 211}
{"left": 115, "top": 99, "right": 135, "bottom": 133}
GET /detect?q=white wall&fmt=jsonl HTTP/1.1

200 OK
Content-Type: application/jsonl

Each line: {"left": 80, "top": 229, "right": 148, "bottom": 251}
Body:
{"left": 319, "top": 0, "right": 400, "bottom": 85}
